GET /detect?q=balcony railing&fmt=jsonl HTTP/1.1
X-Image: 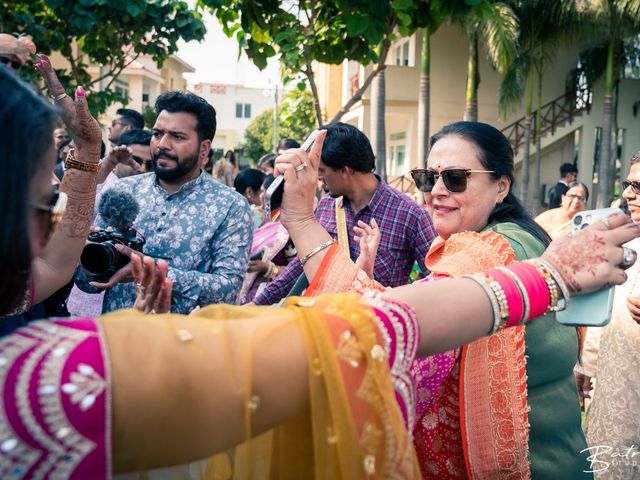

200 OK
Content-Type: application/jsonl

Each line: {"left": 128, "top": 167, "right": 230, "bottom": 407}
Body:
{"left": 501, "top": 84, "right": 592, "bottom": 154}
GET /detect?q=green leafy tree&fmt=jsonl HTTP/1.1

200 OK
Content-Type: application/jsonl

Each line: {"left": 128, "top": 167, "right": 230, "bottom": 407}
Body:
{"left": 243, "top": 89, "right": 316, "bottom": 162}
{"left": 498, "top": 0, "right": 577, "bottom": 210}
{"left": 573, "top": 0, "right": 640, "bottom": 207}
{"left": 201, "top": 0, "right": 430, "bottom": 126}
{"left": 2, "top": 0, "right": 205, "bottom": 116}
{"left": 450, "top": 0, "right": 518, "bottom": 121}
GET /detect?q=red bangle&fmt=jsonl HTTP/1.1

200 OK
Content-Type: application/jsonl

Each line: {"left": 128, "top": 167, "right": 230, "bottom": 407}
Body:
{"left": 489, "top": 268, "right": 524, "bottom": 327}
{"left": 505, "top": 262, "right": 549, "bottom": 319}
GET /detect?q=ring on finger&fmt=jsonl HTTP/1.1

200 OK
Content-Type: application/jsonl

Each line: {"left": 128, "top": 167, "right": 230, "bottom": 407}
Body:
{"left": 295, "top": 162, "right": 307, "bottom": 172}
{"left": 620, "top": 246, "right": 636, "bottom": 269}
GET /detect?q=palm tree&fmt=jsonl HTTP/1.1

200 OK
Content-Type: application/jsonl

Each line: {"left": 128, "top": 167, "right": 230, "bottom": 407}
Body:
{"left": 371, "top": 68, "right": 387, "bottom": 180}
{"left": 499, "top": 0, "right": 578, "bottom": 210}
{"left": 576, "top": 0, "right": 640, "bottom": 207}
{"left": 455, "top": 1, "right": 518, "bottom": 122}
{"left": 416, "top": 28, "right": 431, "bottom": 169}
{"left": 416, "top": 4, "right": 448, "bottom": 169}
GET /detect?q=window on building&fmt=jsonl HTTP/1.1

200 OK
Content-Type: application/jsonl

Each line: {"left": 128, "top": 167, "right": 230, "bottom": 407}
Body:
{"left": 236, "top": 103, "right": 252, "bottom": 119}
{"left": 388, "top": 132, "right": 407, "bottom": 177}
{"left": 115, "top": 79, "right": 129, "bottom": 100}
{"left": 142, "top": 93, "right": 149, "bottom": 103}
{"left": 395, "top": 40, "right": 410, "bottom": 66}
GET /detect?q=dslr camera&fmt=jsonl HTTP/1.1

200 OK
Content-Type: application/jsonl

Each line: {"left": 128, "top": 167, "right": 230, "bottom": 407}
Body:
{"left": 80, "top": 228, "right": 145, "bottom": 283}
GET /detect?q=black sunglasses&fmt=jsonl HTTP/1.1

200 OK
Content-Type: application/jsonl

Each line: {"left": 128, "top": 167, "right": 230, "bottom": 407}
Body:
{"left": 0, "top": 55, "right": 22, "bottom": 69}
{"left": 623, "top": 181, "right": 640, "bottom": 195}
{"left": 410, "top": 168, "right": 495, "bottom": 193}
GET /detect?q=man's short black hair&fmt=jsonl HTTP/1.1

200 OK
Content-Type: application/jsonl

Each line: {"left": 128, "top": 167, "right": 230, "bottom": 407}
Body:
{"left": 118, "top": 128, "right": 151, "bottom": 147}
{"left": 560, "top": 162, "right": 578, "bottom": 177}
{"left": 319, "top": 123, "right": 375, "bottom": 173}
{"left": 155, "top": 91, "right": 216, "bottom": 142}
{"left": 277, "top": 138, "right": 300, "bottom": 151}
{"left": 115, "top": 108, "right": 144, "bottom": 129}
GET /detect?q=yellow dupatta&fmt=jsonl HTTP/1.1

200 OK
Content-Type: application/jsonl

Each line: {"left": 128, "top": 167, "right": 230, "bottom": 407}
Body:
{"left": 104, "top": 294, "right": 418, "bottom": 479}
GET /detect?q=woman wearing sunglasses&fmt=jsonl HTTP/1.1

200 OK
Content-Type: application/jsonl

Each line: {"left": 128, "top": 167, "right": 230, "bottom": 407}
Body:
{"left": 535, "top": 182, "right": 590, "bottom": 239}
{"left": 301, "top": 122, "right": 591, "bottom": 479}
{"left": 2, "top": 65, "right": 637, "bottom": 479}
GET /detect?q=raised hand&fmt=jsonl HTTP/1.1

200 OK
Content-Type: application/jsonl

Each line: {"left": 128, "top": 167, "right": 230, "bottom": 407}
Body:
{"left": 131, "top": 254, "right": 173, "bottom": 314}
{"left": 106, "top": 145, "right": 141, "bottom": 170}
{"left": 354, "top": 219, "right": 380, "bottom": 279}
{"left": 542, "top": 212, "right": 640, "bottom": 294}
{"left": 34, "top": 54, "right": 101, "bottom": 163}
{"left": 275, "top": 130, "right": 327, "bottom": 233}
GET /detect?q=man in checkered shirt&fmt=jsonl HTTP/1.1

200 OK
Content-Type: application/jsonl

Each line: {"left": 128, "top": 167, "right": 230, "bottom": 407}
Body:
{"left": 253, "top": 123, "right": 435, "bottom": 305}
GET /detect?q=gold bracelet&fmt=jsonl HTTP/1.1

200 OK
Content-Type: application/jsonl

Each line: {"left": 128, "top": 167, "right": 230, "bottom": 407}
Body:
{"left": 465, "top": 273, "right": 504, "bottom": 335}
{"left": 64, "top": 148, "right": 100, "bottom": 173}
{"left": 300, "top": 240, "right": 334, "bottom": 266}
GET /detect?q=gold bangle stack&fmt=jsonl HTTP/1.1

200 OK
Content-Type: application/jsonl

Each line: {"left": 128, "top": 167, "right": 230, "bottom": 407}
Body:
{"left": 64, "top": 148, "right": 100, "bottom": 173}
{"left": 300, "top": 240, "right": 334, "bottom": 266}
{"left": 497, "top": 267, "right": 530, "bottom": 324}
{"left": 465, "top": 273, "right": 509, "bottom": 334}
{"left": 264, "top": 261, "right": 280, "bottom": 280}
{"left": 531, "top": 258, "right": 570, "bottom": 311}
{"left": 526, "top": 259, "right": 565, "bottom": 312}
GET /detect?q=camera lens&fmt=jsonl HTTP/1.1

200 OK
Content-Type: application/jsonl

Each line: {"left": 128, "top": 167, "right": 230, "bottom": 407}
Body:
{"left": 81, "top": 242, "right": 118, "bottom": 275}
{"left": 573, "top": 215, "right": 583, "bottom": 225}
{"left": 581, "top": 223, "right": 589, "bottom": 230}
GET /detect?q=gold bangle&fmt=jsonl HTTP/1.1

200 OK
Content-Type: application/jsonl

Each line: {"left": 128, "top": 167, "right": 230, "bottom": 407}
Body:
{"left": 300, "top": 240, "right": 334, "bottom": 266}
{"left": 64, "top": 148, "right": 100, "bottom": 173}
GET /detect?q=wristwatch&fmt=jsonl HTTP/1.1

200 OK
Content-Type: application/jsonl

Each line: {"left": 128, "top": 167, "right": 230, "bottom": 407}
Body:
{"left": 64, "top": 148, "right": 100, "bottom": 173}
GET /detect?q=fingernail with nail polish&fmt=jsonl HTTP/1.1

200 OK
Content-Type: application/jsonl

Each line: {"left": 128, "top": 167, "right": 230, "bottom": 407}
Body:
{"left": 76, "top": 86, "right": 85, "bottom": 97}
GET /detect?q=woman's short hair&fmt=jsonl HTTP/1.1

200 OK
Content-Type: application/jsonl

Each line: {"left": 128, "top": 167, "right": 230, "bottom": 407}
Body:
{"left": 234, "top": 168, "right": 265, "bottom": 196}
{"left": 566, "top": 182, "right": 590, "bottom": 201}
{"left": 0, "top": 67, "right": 58, "bottom": 314}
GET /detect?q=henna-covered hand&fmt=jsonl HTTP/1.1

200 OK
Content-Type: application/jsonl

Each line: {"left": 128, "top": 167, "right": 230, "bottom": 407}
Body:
{"left": 34, "top": 54, "right": 101, "bottom": 164}
{"left": 542, "top": 212, "right": 640, "bottom": 294}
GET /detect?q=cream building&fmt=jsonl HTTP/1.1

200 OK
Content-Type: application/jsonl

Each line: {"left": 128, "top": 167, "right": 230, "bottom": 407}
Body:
{"left": 315, "top": 26, "right": 640, "bottom": 207}
{"left": 192, "top": 82, "right": 278, "bottom": 154}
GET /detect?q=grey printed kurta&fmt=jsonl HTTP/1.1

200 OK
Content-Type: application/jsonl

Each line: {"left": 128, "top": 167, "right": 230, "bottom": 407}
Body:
{"left": 98, "top": 171, "right": 253, "bottom": 313}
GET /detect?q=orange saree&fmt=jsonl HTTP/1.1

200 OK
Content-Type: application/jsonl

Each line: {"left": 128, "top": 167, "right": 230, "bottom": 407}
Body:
{"left": 306, "top": 231, "right": 531, "bottom": 480}
{"left": 415, "top": 232, "right": 529, "bottom": 480}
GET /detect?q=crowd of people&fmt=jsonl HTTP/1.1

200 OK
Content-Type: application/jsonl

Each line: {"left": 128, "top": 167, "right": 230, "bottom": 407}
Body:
{"left": 2, "top": 32, "right": 640, "bottom": 480}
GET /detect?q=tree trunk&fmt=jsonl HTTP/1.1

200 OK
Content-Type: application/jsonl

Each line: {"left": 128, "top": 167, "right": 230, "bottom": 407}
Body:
{"left": 417, "top": 27, "right": 431, "bottom": 169}
{"left": 463, "top": 34, "right": 479, "bottom": 122}
{"left": 520, "top": 71, "right": 534, "bottom": 208}
{"left": 596, "top": 39, "right": 616, "bottom": 208}
{"left": 304, "top": 59, "right": 324, "bottom": 127}
{"left": 371, "top": 68, "right": 387, "bottom": 180}
{"left": 533, "top": 71, "right": 543, "bottom": 214}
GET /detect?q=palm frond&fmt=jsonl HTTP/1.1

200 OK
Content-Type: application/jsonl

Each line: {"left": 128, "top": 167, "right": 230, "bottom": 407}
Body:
{"left": 482, "top": 2, "right": 519, "bottom": 72}
{"left": 498, "top": 52, "right": 531, "bottom": 116}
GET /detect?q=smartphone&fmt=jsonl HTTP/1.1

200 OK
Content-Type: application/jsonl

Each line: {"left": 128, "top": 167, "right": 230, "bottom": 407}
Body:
{"left": 264, "top": 130, "right": 321, "bottom": 221}
{"left": 249, "top": 249, "right": 265, "bottom": 261}
{"left": 556, "top": 207, "right": 621, "bottom": 327}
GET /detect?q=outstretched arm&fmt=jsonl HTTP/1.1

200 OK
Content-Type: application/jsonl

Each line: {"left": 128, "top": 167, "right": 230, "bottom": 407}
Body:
{"left": 31, "top": 54, "right": 102, "bottom": 303}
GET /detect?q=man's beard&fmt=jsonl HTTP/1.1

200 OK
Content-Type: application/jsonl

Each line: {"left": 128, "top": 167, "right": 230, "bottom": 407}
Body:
{"left": 152, "top": 148, "right": 200, "bottom": 182}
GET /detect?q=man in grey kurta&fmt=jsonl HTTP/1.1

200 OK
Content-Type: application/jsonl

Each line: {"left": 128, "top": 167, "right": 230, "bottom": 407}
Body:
{"left": 92, "top": 91, "right": 252, "bottom": 313}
